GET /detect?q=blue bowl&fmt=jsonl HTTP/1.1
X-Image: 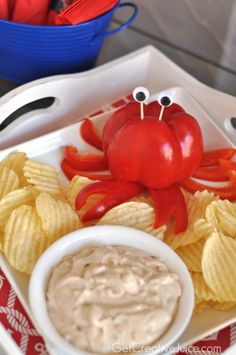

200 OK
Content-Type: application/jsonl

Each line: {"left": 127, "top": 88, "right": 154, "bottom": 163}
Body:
{"left": 0, "top": 1, "right": 138, "bottom": 83}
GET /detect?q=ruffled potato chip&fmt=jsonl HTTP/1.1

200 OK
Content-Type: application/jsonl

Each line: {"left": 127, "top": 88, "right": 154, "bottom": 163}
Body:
{"left": 209, "top": 301, "right": 236, "bottom": 311}
{"left": 0, "top": 166, "right": 19, "bottom": 199}
{"left": 0, "top": 232, "right": 3, "bottom": 252}
{"left": 194, "top": 301, "right": 209, "bottom": 315}
{"left": 202, "top": 232, "right": 236, "bottom": 301}
{"left": 206, "top": 200, "right": 236, "bottom": 238}
{"left": 193, "top": 218, "right": 215, "bottom": 240}
{"left": 24, "top": 159, "right": 64, "bottom": 197}
{"left": 132, "top": 194, "right": 153, "bottom": 205}
{"left": 176, "top": 239, "right": 205, "bottom": 272}
{"left": 98, "top": 201, "right": 165, "bottom": 240}
{"left": 4, "top": 205, "right": 48, "bottom": 274}
{"left": 36, "top": 193, "right": 81, "bottom": 243}
{"left": 191, "top": 272, "right": 222, "bottom": 304}
{"left": 1, "top": 152, "right": 27, "bottom": 186}
{"left": 0, "top": 188, "right": 35, "bottom": 232}
{"left": 66, "top": 176, "right": 95, "bottom": 208}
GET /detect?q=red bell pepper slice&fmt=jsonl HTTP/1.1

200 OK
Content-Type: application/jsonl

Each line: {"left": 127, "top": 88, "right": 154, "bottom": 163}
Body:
{"left": 181, "top": 178, "right": 236, "bottom": 201}
{"left": 218, "top": 159, "right": 236, "bottom": 171}
{"left": 75, "top": 180, "right": 145, "bottom": 222}
{"left": 61, "top": 159, "right": 78, "bottom": 180}
{"left": 192, "top": 166, "right": 229, "bottom": 182}
{"left": 218, "top": 159, "right": 236, "bottom": 188}
{"left": 65, "top": 146, "right": 108, "bottom": 171}
{"left": 229, "top": 170, "right": 236, "bottom": 188}
{"left": 61, "top": 159, "right": 114, "bottom": 181}
{"left": 150, "top": 184, "right": 187, "bottom": 234}
{"left": 200, "top": 149, "right": 236, "bottom": 167}
{"left": 80, "top": 118, "right": 103, "bottom": 151}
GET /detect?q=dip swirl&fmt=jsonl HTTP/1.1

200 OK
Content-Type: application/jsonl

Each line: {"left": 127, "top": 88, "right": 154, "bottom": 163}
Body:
{"left": 46, "top": 246, "right": 182, "bottom": 353}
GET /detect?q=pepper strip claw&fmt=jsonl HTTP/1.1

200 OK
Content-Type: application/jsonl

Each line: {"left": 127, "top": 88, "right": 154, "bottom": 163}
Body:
{"left": 80, "top": 118, "right": 103, "bottom": 151}
{"left": 150, "top": 184, "right": 188, "bottom": 234}
{"left": 76, "top": 180, "right": 145, "bottom": 222}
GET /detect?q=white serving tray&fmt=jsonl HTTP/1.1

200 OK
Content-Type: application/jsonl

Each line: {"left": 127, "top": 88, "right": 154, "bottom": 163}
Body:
{"left": 0, "top": 45, "right": 235, "bottom": 151}
{"left": 0, "top": 86, "right": 235, "bottom": 354}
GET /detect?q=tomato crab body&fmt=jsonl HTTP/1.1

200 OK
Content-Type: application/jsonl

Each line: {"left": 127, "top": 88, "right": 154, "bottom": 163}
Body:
{"left": 167, "top": 112, "right": 204, "bottom": 181}
{"left": 103, "top": 101, "right": 184, "bottom": 154}
{"left": 104, "top": 112, "right": 203, "bottom": 189}
{"left": 106, "top": 117, "right": 182, "bottom": 188}
{"left": 62, "top": 94, "right": 236, "bottom": 234}
{"left": 65, "top": 98, "right": 206, "bottom": 233}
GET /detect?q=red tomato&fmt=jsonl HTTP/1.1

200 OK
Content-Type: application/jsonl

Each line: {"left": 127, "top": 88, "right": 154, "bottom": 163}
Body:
{"left": 107, "top": 118, "right": 182, "bottom": 188}
{"left": 103, "top": 101, "right": 184, "bottom": 154}
{"left": 166, "top": 112, "right": 203, "bottom": 181}
{"left": 105, "top": 112, "right": 203, "bottom": 189}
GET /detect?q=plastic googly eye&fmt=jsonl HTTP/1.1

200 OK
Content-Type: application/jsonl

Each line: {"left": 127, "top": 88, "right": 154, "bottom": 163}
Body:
{"left": 158, "top": 96, "right": 173, "bottom": 107}
{"left": 133, "top": 87, "right": 150, "bottom": 103}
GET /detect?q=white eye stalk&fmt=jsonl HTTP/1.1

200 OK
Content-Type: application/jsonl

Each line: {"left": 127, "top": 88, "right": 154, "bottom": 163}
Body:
{"left": 158, "top": 95, "right": 173, "bottom": 121}
{"left": 133, "top": 87, "right": 150, "bottom": 120}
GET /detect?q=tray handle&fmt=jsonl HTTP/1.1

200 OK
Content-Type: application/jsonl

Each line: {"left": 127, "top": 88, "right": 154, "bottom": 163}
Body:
{"left": 0, "top": 78, "right": 90, "bottom": 149}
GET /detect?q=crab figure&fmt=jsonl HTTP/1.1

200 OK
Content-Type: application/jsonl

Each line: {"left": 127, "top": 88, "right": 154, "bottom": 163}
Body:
{"left": 61, "top": 88, "right": 236, "bottom": 234}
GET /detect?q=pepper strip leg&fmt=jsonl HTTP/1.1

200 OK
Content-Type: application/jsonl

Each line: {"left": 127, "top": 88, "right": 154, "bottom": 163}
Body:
{"left": 150, "top": 184, "right": 188, "bottom": 234}
{"left": 181, "top": 178, "right": 236, "bottom": 201}
{"left": 65, "top": 146, "right": 108, "bottom": 171}
{"left": 61, "top": 159, "right": 114, "bottom": 181}
{"left": 200, "top": 149, "right": 236, "bottom": 167}
{"left": 192, "top": 166, "right": 229, "bottom": 182}
{"left": 76, "top": 180, "right": 145, "bottom": 222}
{"left": 80, "top": 118, "right": 103, "bottom": 151}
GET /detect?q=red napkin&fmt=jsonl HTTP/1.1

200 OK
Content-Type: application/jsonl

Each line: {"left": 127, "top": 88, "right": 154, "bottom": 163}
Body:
{"left": 55, "top": 0, "right": 119, "bottom": 25}
{"left": 8, "top": 0, "right": 16, "bottom": 17}
{"left": 46, "top": 9, "right": 57, "bottom": 25}
{"left": 12, "top": 0, "right": 51, "bottom": 25}
{"left": 0, "top": 0, "right": 10, "bottom": 19}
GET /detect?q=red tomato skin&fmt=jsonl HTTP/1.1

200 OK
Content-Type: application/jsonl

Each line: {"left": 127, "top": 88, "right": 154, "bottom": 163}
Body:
{"left": 103, "top": 101, "right": 184, "bottom": 154}
{"left": 106, "top": 117, "right": 183, "bottom": 189}
{"left": 166, "top": 112, "right": 203, "bottom": 181}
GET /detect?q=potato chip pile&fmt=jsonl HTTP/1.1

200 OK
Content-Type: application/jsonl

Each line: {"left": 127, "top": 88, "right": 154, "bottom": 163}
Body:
{"left": 163, "top": 191, "right": 236, "bottom": 313}
{"left": 0, "top": 152, "right": 81, "bottom": 274}
{"left": 0, "top": 152, "right": 164, "bottom": 274}
{"left": 1, "top": 151, "right": 236, "bottom": 315}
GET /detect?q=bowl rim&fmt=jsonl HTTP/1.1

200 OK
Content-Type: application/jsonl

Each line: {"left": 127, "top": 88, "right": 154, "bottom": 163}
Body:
{"left": 29, "top": 225, "right": 194, "bottom": 355}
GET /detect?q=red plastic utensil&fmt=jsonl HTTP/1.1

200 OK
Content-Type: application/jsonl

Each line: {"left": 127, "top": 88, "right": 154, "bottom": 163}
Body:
{"left": 55, "top": 0, "right": 119, "bottom": 25}
{"left": 12, "top": 0, "right": 51, "bottom": 25}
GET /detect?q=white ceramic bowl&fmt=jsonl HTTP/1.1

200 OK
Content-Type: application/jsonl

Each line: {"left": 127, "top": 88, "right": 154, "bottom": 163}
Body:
{"left": 29, "top": 226, "right": 194, "bottom": 355}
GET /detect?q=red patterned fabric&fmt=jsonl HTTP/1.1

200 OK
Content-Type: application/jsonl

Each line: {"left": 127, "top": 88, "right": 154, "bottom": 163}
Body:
{"left": 0, "top": 269, "right": 49, "bottom": 355}
{"left": 0, "top": 266, "right": 235, "bottom": 354}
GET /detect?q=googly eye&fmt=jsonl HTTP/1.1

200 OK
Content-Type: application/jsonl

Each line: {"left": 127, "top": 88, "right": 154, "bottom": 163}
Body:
{"left": 158, "top": 95, "right": 173, "bottom": 107}
{"left": 133, "top": 87, "right": 150, "bottom": 103}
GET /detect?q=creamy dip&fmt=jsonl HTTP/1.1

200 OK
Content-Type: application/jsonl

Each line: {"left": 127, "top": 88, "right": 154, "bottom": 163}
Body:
{"left": 46, "top": 246, "right": 182, "bottom": 353}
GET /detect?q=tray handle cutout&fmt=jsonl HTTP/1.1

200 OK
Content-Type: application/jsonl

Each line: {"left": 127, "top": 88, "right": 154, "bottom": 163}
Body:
{"left": 0, "top": 77, "right": 91, "bottom": 148}
{"left": 224, "top": 117, "right": 236, "bottom": 135}
{"left": 0, "top": 97, "right": 55, "bottom": 132}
